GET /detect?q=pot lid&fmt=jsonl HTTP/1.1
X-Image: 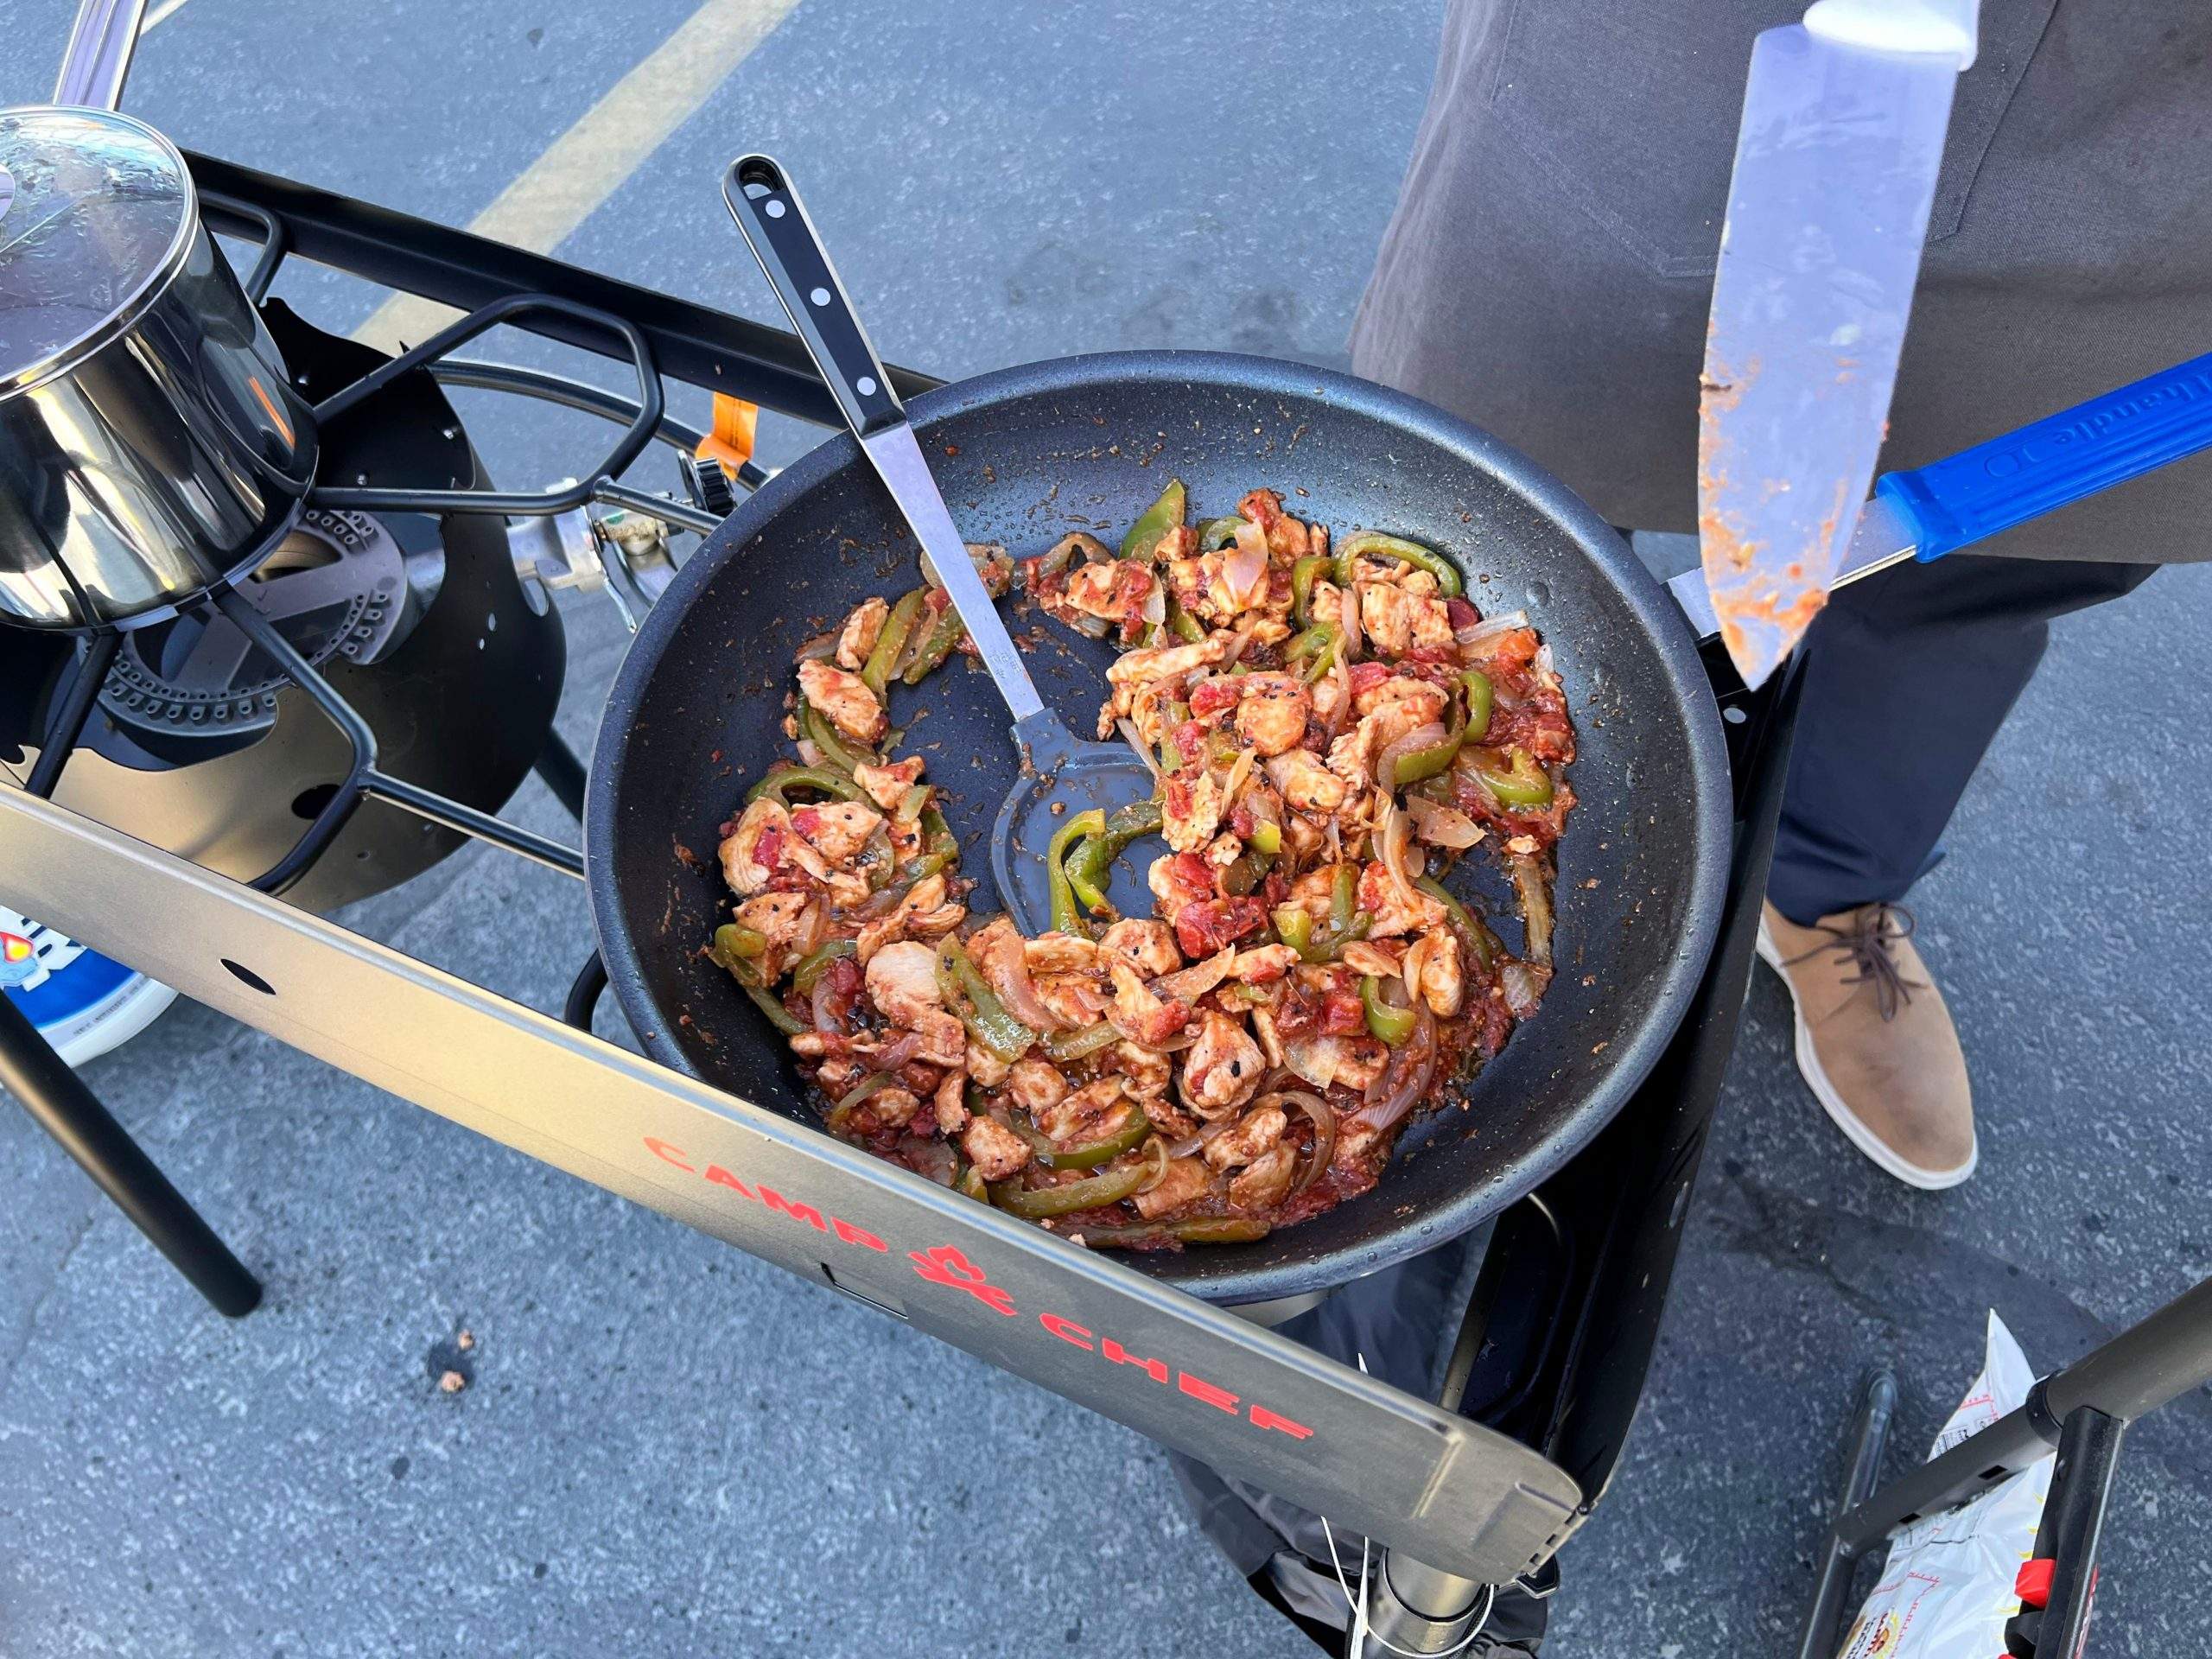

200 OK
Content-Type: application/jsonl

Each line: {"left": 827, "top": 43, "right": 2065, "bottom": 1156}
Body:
{"left": 0, "top": 105, "right": 195, "bottom": 399}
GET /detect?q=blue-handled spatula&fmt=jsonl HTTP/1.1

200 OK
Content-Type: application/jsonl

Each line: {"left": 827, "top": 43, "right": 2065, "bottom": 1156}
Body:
{"left": 1673, "top": 350, "right": 2212, "bottom": 640}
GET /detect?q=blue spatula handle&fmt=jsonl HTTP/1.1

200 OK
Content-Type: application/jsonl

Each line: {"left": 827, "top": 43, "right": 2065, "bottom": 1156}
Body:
{"left": 1877, "top": 352, "right": 2212, "bottom": 561}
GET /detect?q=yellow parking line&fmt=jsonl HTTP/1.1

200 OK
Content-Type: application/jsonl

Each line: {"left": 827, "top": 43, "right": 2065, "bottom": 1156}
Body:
{"left": 353, "top": 0, "right": 804, "bottom": 354}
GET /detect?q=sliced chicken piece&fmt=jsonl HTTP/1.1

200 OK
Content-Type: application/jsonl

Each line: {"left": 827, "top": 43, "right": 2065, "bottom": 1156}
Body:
{"left": 1162, "top": 768, "right": 1226, "bottom": 855}
{"left": 1357, "top": 582, "right": 1455, "bottom": 657}
{"left": 1403, "top": 930, "right": 1465, "bottom": 1018}
{"left": 965, "top": 1040, "right": 1012, "bottom": 1089}
{"left": 1177, "top": 1010, "right": 1266, "bottom": 1120}
{"left": 834, "top": 595, "right": 888, "bottom": 671}
{"left": 1230, "top": 944, "right": 1301, "bottom": 984}
{"left": 1024, "top": 934, "right": 1100, "bottom": 976}
{"left": 1037, "top": 1077, "right": 1130, "bottom": 1147}
{"left": 851, "top": 755, "right": 925, "bottom": 813}
{"left": 789, "top": 800, "right": 884, "bottom": 868}
{"left": 1229, "top": 1144, "right": 1298, "bottom": 1210}
{"left": 798, "top": 658, "right": 887, "bottom": 745}
{"left": 720, "top": 798, "right": 791, "bottom": 896}
{"left": 1112, "top": 1040, "right": 1173, "bottom": 1102}
{"left": 731, "top": 891, "right": 817, "bottom": 982}
{"left": 1338, "top": 940, "right": 1405, "bottom": 981}
{"left": 959, "top": 1115, "right": 1032, "bottom": 1183}
{"left": 870, "top": 1087, "right": 922, "bottom": 1130}
{"left": 1130, "top": 1155, "right": 1213, "bottom": 1221}
{"left": 1202, "top": 1103, "right": 1287, "bottom": 1172}
{"left": 933, "top": 1070, "right": 969, "bottom": 1136}
{"left": 864, "top": 941, "right": 944, "bottom": 1028}
{"left": 1358, "top": 860, "right": 1449, "bottom": 939}
{"left": 1006, "top": 1057, "right": 1071, "bottom": 1117}
{"left": 1352, "top": 675, "right": 1452, "bottom": 721}
{"left": 1098, "top": 918, "right": 1181, "bottom": 978}
{"left": 1233, "top": 674, "right": 1311, "bottom": 758}
{"left": 1108, "top": 959, "right": 1192, "bottom": 1048}
{"left": 1266, "top": 749, "right": 1349, "bottom": 817}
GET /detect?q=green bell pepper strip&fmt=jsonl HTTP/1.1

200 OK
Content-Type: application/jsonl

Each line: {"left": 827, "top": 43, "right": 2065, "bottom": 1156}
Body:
{"left": 1166, "top": 594, "right": 1205, "bottom": 643}
{"left": 861, "top": 588, "right": 925, "bottom": 701}
{"left": 935, "top": 939, "right": 1036, "bottom": 1062}
{"left": 1333, "top": 531, "right": 1464, "bottom": 597}
{"left": 1002, "top": 1103, "right": 1151, "bottom": 1170}
{"left": 1221, "top": 846, "right": 1274, "bottom": 897}
{"left": 1459, "top": 669, "right": 1493, "bottom": 744}
{"left": 746, "top": 764, "right": 864, "bottom": 806}
{"left": 802, "top": 702, "right": 876, "bottom": 775}
{"left": 1330, "top": 863, "right": 1357, "bottom": 937}
{"left": 1076, "top": 1216, "right": 1273, "bottom": 1247}
{"left": 1065, "top": 798, "right": 1165, "bottom": 917}
{"left": 1285, "top": 621, "right": 1338, "bottom": 684}
{"left": 1196, "top": 515, "right": 1243, "bottom": 551}
{"left": 901, "top": 603, "right": 965, "bottom": 685}
{"left": 1272, "top": 906, "right": 1316, "bottom": 962}
{"left": 990, "top": 1157, "right": 1152, "bottom": 1219}
{"left": 1469, "top": 747, "right": 1554, "bottom": 807}
{"left": 1386, "top": 719, "right": 1467, "bottom": 790}
{"left": 1120, "top": 479, "right": 1187, "bottom": 561}
{"left": 716, "top": 923, "right": 768, "bottom": 960}
{"left": 897, "top": 805, "right": 960, "bottom": 885}
{"left": 791, "top": 938, "right": 856, "bottom": 995}
{"left": 1046, "top": 808, "right": 1107, "bottom": 935}
{"left": 1042, "top": 1020, "right": 1122, "bottom": 1064}
{"left": 1362, "top": 976, "right": 1419, "bottom": 1046}
{"left": 1248, "top": 820, "right": 1282, "bottom": 856}
{"left": 953, "top": 1164, "right": 990, "bottom": 1203}
{"left": 1414, "top": 876, "right": 1499, "bottom": 972}
{"left": 1291, "top": 554, "right": 1331, "bottom": 626}
{"left": 738, "top": 978, "right": 805, "bottom": 1036}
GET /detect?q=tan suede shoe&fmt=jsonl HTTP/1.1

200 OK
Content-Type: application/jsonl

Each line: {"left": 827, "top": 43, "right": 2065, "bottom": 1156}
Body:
{"left": 1755, "top": 901, "right": 1976, "bottom": 1190}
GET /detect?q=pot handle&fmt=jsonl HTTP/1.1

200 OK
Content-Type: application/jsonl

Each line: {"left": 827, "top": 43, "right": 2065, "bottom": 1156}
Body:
{"left": 54, "top": 0, "right": 148, "bottom": 111}
{"left": 721, "top": 156, "right": 905, "bottom": 442}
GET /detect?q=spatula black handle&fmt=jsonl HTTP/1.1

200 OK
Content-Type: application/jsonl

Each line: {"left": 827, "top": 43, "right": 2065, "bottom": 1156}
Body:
{"left": 722, "top": 155, "right": 903, "bottom": 442}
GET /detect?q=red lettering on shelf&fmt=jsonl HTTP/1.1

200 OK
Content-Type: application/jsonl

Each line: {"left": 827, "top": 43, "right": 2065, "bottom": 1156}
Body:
{"left": 702, "top": 1165, "right": 754, "bottom": 1198}
{"left": 758, "top": 1185, "right": 827, "bottom": 1231}
{"left": 1040, "top": 1313, "right": 1094, "bottom": 1350}
{"left": 1100, "top": 1338, "right": 1169, "bottom": 1385}
{"left": 643, "top": 1137, "right": 694, "bottom": 1172}
{"left": 1179, "top": 1372, "right": 1240, "bottom": 1414}
{"left": 831, "top": 1217, "right": 888, "bottom": 1252}
{"left": 1249, "top": 1405, "right": 1315, "bottom": 1440}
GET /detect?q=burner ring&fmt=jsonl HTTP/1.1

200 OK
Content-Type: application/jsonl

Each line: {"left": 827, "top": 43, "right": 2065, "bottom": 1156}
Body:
{"left": 99, "top": 508, "right": 410, "bottom": 746}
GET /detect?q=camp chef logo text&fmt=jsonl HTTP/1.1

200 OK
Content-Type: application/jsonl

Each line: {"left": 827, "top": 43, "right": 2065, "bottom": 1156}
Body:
{"left": 643, "top": 1136, "right": 1314, "bottom": 1446}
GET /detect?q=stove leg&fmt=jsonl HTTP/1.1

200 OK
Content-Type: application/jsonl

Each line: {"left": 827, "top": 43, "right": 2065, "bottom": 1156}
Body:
{"left": 0, "top": 993, "right": 260, "bottom": 1319}
{"left": 533, "top": 730, "right": 588, "bottom": 823}
{"left": 1795, "top": 1367, "right": 1899, "bottom": 1659}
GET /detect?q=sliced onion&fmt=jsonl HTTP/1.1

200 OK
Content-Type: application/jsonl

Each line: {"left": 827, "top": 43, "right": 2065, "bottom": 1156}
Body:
{"left": 1406, "top": 791, "right": 1484, "bottom": 849}
{"left": 1322, "top": 646, "right": 1353, "bottom": 738}
{"left": 835, "top": 1071, "right": 896, "bottom": 1113}
{"left": 861, "top": 1030, "right": 922, "bottom": 1073}
{"left": 1339, "top": 581, "right": 1363, "bottom": 663}
{"left": 795, "top": 630, "right": 842, "bottom": 663}
{"left": 1070, "top": 613, "right": 1113, "bottom": 639}
{"left": 1167, "top": 1118, "right": 1235, "bottom": 1160}
{"left": 1141, "top": 583, "right": 1167, "bottom": 627}
{"left": 1218, "top": 625, "right": 1255, "bottom": 667}
{"left": 1222, "top": 543, "right": 1268, "bottom": 608}
{"left": 1151, "top": 947, "right": 1236, "bottom": 1004}
{"left": 1463, "top": 608, "right": 1529, "bottom": 645}
{"left": 1509, "top": 852, "right": 1554, "bottom": 967}
{"left": 1256, "top": 1089, "right": 1337, "bottom": 1196}
{"left": 1352, "top": 1006, "right": 1438, "bottom": 1132}
{"left": 989, "top": 939, "right": 1073, "bottom": 1032}
{"left": 1132, "top": 1135, "right": 1173, "bottom": 1194}
{"left": 1117, "top": 717, "right": 1166, "bottom": 785}
{"left": 812, "top": 976, "right": 846, "bottom": 1034}
{"left": 1373, "top": 721, "right": 1447, "bottom": 790}
{"left": 1500, "top": 959, "right": 1550, "bottom": 1020}
{"left": 1374, "top": 797, "right": 1423, "bottom": 911}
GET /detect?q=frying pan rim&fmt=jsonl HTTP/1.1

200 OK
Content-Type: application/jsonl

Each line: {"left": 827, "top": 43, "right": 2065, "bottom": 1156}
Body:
{"left": 587, "top": 347, "right": 1731, "bottom": 1305}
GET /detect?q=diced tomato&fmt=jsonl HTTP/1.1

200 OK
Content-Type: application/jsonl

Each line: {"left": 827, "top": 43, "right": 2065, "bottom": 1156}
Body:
{"left": 1188, "top": 678, "right": 1241, "bottom": 720}
{"left": 1481, "top": 627, "right": 1541, "bottom": 673}
{"left": 1319, "top": 983, "right": 1368, "bottom": 1036}
{"left": 1164, "top": 778, "right": 1192, "bottom": 823}
{"left": 1173, "top": 896, "right": 1268, "bottom": 958}
{"left": 1229, "top": 802, "right": 1256, "bottom": 839}
{"left": 1171, "top": 721, "right": 1209, "bottom": 765}
{"left": 788, "top": 807, "right": 821, "bottom": 838}
{"left": 1348, "top": 661, "right": 1393, "bottom": 697}
{"left": 1155, "top": 853, "right": 1216, "bottom": 915}
{"left": 754, "top": 822, "right": 786, "bottom": 871}
{"left": 1238, "top": 488, "right": 1283, "bottom": 531}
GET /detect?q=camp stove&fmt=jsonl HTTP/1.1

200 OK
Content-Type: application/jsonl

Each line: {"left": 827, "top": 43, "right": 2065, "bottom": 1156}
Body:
{"left": 0, "top": 4, "right": 2086, "bottom": 1654}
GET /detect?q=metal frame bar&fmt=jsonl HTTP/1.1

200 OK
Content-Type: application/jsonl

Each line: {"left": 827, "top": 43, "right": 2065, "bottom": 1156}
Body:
{"left": 0, "top": 787, "right": 1587, "bottom": 1587}
{"left": 187, "top": 154, "right": 943, "bottom": 424}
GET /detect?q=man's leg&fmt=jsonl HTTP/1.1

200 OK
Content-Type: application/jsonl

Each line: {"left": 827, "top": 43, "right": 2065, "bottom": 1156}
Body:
{"left": 1769, "top": 554, "right": 2157, "bottom": 925}
{"left": 1759, "top": 553, "right": 2156, "bottom": 1187}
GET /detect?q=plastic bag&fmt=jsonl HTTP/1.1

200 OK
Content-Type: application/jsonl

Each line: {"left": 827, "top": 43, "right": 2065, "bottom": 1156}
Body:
{"left": 1837, "top": 1312, "right": 2052, "bottom": 1659}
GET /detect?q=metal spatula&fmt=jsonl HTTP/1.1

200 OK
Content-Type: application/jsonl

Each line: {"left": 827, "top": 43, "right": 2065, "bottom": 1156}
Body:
{"left": 722, "top": 155, "right": 1159, "bottom": 935}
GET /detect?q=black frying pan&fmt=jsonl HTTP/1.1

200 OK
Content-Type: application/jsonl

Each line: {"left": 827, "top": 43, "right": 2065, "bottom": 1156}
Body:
{"left": 588, "top": 345, "right": 1730, "bottom": 1308}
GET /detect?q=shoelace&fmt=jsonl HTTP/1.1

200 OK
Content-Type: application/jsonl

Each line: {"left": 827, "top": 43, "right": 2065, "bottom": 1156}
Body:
{"left": 1779, "top": 901, "right": 1927, "bottom": 1022}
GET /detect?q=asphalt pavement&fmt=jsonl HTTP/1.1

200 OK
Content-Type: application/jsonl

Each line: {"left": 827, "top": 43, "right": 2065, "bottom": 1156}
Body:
{"left": 3, "top": 2, "right": 2209, "bottom": 1655}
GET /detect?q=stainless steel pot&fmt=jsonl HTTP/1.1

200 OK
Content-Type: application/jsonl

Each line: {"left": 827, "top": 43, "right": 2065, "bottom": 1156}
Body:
{"left": 0, "top": 103, "right": 318, "bottom": 632}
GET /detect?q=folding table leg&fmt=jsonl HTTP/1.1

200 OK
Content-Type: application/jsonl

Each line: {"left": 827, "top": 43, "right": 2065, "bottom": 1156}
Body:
{"left": 533, "top": 729, "right": 588, "bottom": 823}
{"left": 0, "top": 993, "right": 260, "bottom": 1318}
